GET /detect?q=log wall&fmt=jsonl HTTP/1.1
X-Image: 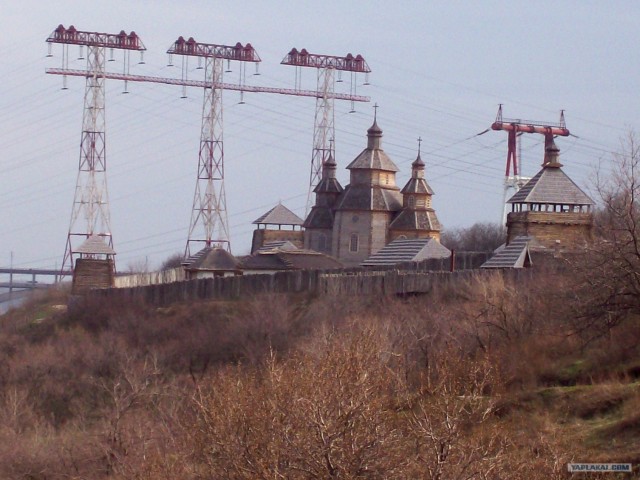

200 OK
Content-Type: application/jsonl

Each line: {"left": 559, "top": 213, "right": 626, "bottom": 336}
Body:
{"left": 96, "top": 252, "right": 492, "bottom": 306}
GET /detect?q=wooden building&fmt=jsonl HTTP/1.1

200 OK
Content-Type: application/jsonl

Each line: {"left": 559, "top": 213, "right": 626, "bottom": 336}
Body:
{"left": 505, "top": 139, "right": 594, "bottom": 250}
{"left": 304, "top": 116, "right": 443, "bottom": 267}
{"left": 251, "top": 203, "right": 305, "bottom": 254}
{"left": 71, "top": 235, "right": 116, "bottom": 294}
{"left": 182, "top": 247, "right": 242, "bottom": 279}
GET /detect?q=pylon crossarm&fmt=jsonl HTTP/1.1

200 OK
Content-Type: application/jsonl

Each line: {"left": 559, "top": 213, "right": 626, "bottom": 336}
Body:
{"left": 168, "top": 37, "right": 260, "bottom": 62}
{"left": 46, "top": 68, "right": 370, "bottom": 102}
{"left": 47, "top": 25, "right": 145, "bottom": 50}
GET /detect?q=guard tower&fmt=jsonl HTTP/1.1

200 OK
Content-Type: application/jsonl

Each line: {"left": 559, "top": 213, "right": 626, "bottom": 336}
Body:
{"left": 71, "top": 235, "right": 116, "bottom": 294}
{"left": 506, "top": 139, "right": 594, "bottom": 250}
{"left": 251, "top": 204, "right": 305, "bottom": 254}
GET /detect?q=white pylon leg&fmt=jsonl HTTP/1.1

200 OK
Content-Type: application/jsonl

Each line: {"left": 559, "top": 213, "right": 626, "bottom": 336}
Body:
{"left": 62, "top": 44, "right": 114, "bottom": 273}
{"left": 306, "top": 67, "right": 336, "bottom": 215}
{"left": 185, "top": 56, "right": 230, "bottom": 257}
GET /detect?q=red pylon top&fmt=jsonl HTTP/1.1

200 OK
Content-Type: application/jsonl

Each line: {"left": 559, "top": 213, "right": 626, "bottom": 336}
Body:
{"left": 491, "top": 105, "right": 570, "bottom": 178}
{"left": 167, "top": 37, "right": 261, "bottom": 62}
{"left": 491, "top": 104, "right": 570, "bottom": 137}
{"left": 281, "top": 48, "right": 371, "bottom": 73}
{"left": 46, "top": 24, "right": 145, "bottom": 50}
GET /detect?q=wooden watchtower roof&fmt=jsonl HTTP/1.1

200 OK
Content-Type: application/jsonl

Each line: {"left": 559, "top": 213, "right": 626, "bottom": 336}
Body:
{"left": 507, "top": 140, "right": 593, "bottom": 210}
{"left": 253, "top": 203, "right": 304, "bottom": 229}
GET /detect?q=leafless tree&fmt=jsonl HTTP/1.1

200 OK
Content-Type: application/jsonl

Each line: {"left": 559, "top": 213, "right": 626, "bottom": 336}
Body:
{"left": 570, "top": 131, "right": 640, "bottom": 343}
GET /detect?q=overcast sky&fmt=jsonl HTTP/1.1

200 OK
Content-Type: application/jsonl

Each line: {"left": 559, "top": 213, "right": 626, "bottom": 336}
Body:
{"left": 1, "top": 1, "right": 638, "bottom": 271}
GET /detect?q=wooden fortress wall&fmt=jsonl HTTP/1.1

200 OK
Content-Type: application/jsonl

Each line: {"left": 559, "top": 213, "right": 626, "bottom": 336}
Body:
{"left": 95, "top": 252, "right": 493, "bottom": 306}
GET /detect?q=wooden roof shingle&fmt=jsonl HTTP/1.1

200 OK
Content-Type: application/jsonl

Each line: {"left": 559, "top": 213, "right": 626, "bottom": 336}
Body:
{"left": 253, "top": 203, "right": 304, "bottom": 226}
{"left": 362, "top": 238, "right": 450, "bottom": 267}
{"left": 75, "top": 235, "right": 116, "bottom": 255}
{"left": 481, "top": 236, "right": 533, "bottom": 269}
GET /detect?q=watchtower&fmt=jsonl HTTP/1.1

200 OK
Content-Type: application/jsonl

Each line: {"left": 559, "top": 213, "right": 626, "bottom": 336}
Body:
{"left": 506, "top": 139, "right": 594, "bottom": 250}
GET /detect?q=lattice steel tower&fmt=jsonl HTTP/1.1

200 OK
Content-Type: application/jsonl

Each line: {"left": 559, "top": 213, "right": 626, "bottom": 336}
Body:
{"left": 47, "top": 25, "right": 145, "bottom": 274}
{"left": 281, "top": 49, "right": 371, "bottom": 214}
{"left": 167, "top": 38, "right": 261, "bottom": 257}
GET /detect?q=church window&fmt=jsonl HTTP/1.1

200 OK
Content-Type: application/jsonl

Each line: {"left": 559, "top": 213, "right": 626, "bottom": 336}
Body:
{"left": 408, "top": 196, "right": 415, "bottom": 208}
{"left": 350, "top": 234, "right": 359, "bottom": 252}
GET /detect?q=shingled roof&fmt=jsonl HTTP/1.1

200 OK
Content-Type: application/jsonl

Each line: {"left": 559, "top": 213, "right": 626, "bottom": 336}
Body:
{"left": 334, "top": 185, "right": 402, "bottom": 212}
{"left": 183, "top": 247, "right": 241, "bottom": 271}
{"left": 314, "top": 154, "right": 343, "bottom": 194}
{"left": 241, "top": 249, "right": 343, "bottom": 271}
{"left": 400, "top": 177, "right": 434, "bottom": 195}
{"left": 346, "top": 117, "right": 399, "bottom": 172}
{"left": 400, "top": 153, "right": 434, "bottom": 195}
{"left": 481, "top": 236, "right": 533, "bottom": 269}
{"left": 346, "top": 149, "right": 399, "bottom": 172}
{"left": 508, "top": 142, "right": 593, "bottom": 207}
{"left": 253, "top": 203, "right": 304, "bottom": 226}
{"left": 303, "top": 206, "right": 335, "bottom": 229}
{"left": 507, "top": 167, "right": 593, "bottom": 206}
{"left": 75, "top": 235, "right": 116, "bottom": 255}
{"left": 362, "top": 238, "right": 450, "bottom": 267}
{"left": 389, "top": 210, "right": 441, "bottom": 231}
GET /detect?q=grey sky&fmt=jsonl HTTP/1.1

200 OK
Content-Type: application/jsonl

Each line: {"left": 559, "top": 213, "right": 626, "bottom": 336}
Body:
{"left": 1, "top": 1, "right": 637, "bottom": 270}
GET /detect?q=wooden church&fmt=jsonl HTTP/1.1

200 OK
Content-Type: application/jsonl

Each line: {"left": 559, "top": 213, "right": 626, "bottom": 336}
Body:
{"left": 303, "top": 116, "right": 444, "bottom": 267}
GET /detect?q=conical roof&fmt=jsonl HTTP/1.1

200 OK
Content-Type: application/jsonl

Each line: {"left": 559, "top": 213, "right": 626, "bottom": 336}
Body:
{"left": 184, "top": 247, "right": 240, "bottom": 271}
{"left": 334, "top": 186, "right": 402, "bottom": 212}
{"left": 253, "top": 203, "right": 304, "bottom": 226}
{"left": 389, "top": 209, "right": 441, "bottom": 231}
{"left": 75, "top": 235, "right": 116, "bottom": 255}
{"left": 508, "top": 142, "right": 593, "bottom": 206}
{"left": 367, "top": 119, "right": 382, "bottom": 136}
{"left": 303, "top": 206, "right": 335, "bottom": 229}
{"left": 314, "top": 155, "right": 343, "bottom": 194}
{"left": 346, "top": 117, "right": 399, "bottom": 172}
{"left": 401, "top": 177, "right": 434, "bottom": 195}
{"left": 346, "top": 149, "right": 399, "bottom": 172}
{"left": 412, "top": 152, "right": 425, "bottom": 169}
{"left": 507, "top": 167, "right": 593, "bottom": 206}
{"left": 401, "top": 149, "right": 433, "bottom": 195}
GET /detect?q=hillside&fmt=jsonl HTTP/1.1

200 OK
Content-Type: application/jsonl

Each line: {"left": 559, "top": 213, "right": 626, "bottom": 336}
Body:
{"left": 0, "top": 262, "right": 639, "bottom": 479}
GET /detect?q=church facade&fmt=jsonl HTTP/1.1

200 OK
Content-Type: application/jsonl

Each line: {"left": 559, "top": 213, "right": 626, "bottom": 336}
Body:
{"left": 304, "top": 117, "right": 442, "bottom": 267}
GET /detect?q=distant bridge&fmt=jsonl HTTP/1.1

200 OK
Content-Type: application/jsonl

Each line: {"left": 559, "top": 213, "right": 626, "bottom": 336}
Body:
{"left": 0, "top": 268, "right": 71, "bottom": 307}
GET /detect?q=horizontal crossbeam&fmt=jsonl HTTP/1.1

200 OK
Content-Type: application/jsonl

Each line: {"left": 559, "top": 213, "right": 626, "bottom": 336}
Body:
{"left": 46, "top": 68, "right": 371, "bottom": 102}
{"left": 491, "top": 122, "right": 570, "bottom": 136}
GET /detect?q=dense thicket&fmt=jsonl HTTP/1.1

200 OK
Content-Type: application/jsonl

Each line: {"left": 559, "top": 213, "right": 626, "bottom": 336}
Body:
{"left": 1, "top": 262, "right": 639, "bottom": 479}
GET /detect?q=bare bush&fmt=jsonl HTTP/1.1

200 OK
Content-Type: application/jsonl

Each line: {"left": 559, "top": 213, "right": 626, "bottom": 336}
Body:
{"left": 569, "top": 131, "right": 640, "bottom": 345}
{"left": 176, "top": 322, "right": 534, "bottom": 479}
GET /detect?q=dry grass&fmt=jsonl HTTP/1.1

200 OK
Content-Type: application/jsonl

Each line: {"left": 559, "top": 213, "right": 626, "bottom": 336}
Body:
{"left": 0, "top": 267, "right": 638, "bottom": 478}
